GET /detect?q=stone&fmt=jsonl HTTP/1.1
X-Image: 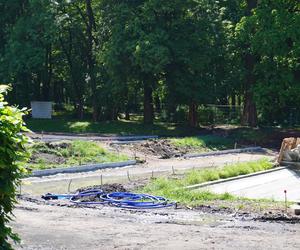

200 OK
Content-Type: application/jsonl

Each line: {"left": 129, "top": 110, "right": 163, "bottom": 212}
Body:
{"left": 289, "top": 204, "right": 300, "bottom": 215}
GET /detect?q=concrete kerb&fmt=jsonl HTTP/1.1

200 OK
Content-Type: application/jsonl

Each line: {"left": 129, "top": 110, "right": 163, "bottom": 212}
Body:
{"left": 109, "top": 141, "right": 144, "bottom": 145}
{"left": 30, "top": 160, "right": 137, "bottom": 177}
{"left": 184, "top": 147, "right": 265, "bottom": 159}
{"left": 30, "top": 133, "right": 159, "bottom": 142}
{"left": 185, "top": 166, "right": 285, "bottom": 191}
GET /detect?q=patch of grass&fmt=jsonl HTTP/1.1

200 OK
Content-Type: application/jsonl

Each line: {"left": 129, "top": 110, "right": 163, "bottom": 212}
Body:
{"left": 143, "top": 177, "right": 235, "bottom": 206}
{"left": 184, "top": 158, "right": 273, "bottom": 185}
{"left": 27, "top": 140, "right": 129, "bottom": 170}
{"left": 170, "top": 135, "right": 234, "bottom": 151}
{"left": 142, "top": 159, "right": 273, "bottom": 206}
{"left": 25, "top": 116, "right": 200, "bottom": 136}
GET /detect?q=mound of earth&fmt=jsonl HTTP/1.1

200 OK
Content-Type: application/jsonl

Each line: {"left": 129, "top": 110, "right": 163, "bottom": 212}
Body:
{"left": 76, "top": 183, "right": 127, "bottom": 193}
{"left": 29, "top": 141, "right": 72, "bottom": 165}
{"left": 72, "top": 184, "right": 127, "bottom": 203}
{"left": 30, "top": 152, "right": 66, "bottom": 165}
{"left": 134, "top": 139, "right": 187, "bottom": 159}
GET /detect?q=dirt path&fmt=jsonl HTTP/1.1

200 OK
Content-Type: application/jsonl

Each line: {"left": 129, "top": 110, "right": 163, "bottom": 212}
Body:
{"left": 22, "top": 152, "right": 274, "bottom": 195}
{"left": 12, "top": 200, "right": 300, "bottom": 250}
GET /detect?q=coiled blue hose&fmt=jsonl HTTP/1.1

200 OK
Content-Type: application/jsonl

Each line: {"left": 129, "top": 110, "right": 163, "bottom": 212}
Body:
{"left": 42, "top": 189, "right": 175, "bottom": 209}
{"left": 100, "top": 192, "right": 175, "bottom": 209}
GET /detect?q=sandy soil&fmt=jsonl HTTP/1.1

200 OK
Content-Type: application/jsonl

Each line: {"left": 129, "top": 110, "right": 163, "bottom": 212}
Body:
{"left": 12, "top": 200, "right": 300, "bottom": 250}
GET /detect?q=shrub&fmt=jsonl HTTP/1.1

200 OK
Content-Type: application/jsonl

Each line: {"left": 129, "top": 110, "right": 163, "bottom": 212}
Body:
{"left": 0, "top": 85, "right": 29, "bottom": 249}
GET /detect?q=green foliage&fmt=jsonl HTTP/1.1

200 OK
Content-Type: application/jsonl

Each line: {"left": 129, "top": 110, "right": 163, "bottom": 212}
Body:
{"left": 1, "top": 0, "right": 300, "bottom": 128}
{"left": 28, "top": 140, "right": 129, "bottom": 170}
{"left": 235, "top": 0, "right": 300, "bottom": 125}
{"left": 143, "top": 159, "right": 273, "bottom": 206}
{"left": 170, "top": 135, "right": 233, "bottom": 151}
{"left": 0, "top": 85, "right": 29, "bottom": 248}
{"left": 184, "top": 158, "right": 272, "bottom": 185}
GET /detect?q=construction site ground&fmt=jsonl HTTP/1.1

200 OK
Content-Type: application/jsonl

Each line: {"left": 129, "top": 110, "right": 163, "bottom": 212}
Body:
{"left": 11, "top": 134, "right": 300, "bottom": 249}
{"left": 12, "top": 198, "right": 300, "bottom": 249}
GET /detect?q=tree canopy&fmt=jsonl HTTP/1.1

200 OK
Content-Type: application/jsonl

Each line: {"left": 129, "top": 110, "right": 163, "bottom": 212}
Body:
{"left": 0, "top": 0, "right": 299, "bottom": 127}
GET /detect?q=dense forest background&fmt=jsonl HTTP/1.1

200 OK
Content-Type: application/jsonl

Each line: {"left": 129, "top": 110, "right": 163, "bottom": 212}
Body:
{"left": 0, "top": 0, "right": 299, "bottom": 127}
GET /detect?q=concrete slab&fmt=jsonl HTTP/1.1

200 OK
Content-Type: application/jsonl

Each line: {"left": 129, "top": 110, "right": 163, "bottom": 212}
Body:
{"left": 200, "top": 167, "right": 300, "bottom": 202}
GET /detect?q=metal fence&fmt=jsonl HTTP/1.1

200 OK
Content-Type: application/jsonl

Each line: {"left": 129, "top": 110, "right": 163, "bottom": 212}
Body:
{"left": 198, "top": 105, "right": 242, "bottom": 125}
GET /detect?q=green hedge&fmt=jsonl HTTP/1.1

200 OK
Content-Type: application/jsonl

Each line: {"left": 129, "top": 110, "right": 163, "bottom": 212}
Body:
{"left": 0, "top": 85, "right": 29, "bottom": 249}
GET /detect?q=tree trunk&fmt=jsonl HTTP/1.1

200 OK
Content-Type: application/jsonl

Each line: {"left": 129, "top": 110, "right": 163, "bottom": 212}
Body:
{"left": 242, "top": 91, "right": 257, "bottom": 127}
{"left": 59, "top": 34, "right": 85, "bottom": 119}
{"left": 241, "top": 0, "right": 258, "bottom": 127}
{"left": 85, "top": 0, "right": 98, "bottom": 121}
{"left": 125, "top": 106, "right": 130, "bottom": 120}
{"left": 231, "top": 94, "right": 236, "bottom": 106}
{"left": 188, "top": 102, "right": 198, "bottom": 127}
{"left": 42, "top": 44, "right": 52, "bottom": 101}
{"left": 76, "top": 99, "right": 84, "bottom": 120}
{"left": 155, "top": 95, "right": 161, "bottom": 113}
{"left": 143, "top": 80, "right": 154, "bottom": 124}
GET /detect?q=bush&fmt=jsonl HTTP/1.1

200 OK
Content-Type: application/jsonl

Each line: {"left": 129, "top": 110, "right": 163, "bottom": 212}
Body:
{"left": 0, "top": 85, "right": 29, "bottom": 249}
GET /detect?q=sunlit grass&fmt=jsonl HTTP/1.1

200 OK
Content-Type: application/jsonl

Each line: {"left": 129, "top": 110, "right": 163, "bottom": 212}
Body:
{"left": 27, "top": 140, "right": 129, "bottom": 170}
{"left": 170, "top": 135, "right": 233, "bottom": 151}
{"left": 142, "top": 159, "right": 273, "bottom": 206}
{"left": 26, "top": 117, "right": 199, "bottom": 136}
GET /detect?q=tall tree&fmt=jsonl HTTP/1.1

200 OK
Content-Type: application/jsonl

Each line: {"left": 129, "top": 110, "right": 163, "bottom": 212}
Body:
{"left": 2, "top": 0, "right": 57, "bottom": 105}
{"left": 236, "top": 0, "right": 258, "bottom": 127}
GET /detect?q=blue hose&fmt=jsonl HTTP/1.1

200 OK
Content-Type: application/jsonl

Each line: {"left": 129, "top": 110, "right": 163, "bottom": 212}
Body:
{"left": 69, "top": 189, "right": 106, "bottom": 205}
{"left": 42, "top": 189, "right": 175, "bottom": 209}
{"left": 100, "top": 192, "right": 175, "bottom": 209}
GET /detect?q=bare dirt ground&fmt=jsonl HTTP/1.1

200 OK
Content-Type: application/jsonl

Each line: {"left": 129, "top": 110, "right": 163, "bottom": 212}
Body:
{"left": 12, "top": 199, "right": 300, "bottom": 250}
{"left": 13, "top": 135, "right": 289, "bottom": 249}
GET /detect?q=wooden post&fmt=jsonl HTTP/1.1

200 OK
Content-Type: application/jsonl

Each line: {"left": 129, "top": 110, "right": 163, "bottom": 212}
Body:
{"left": 127, "top": 170, "right": 131, "bottom": 181}
{"left": 68, "top": 179, "right": 72, "bottom": 193}
{"left": 172, "top": 166, "right": 175, "bottom": 175}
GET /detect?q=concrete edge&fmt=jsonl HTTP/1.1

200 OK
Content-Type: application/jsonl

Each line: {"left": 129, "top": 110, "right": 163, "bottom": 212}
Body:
{"left": 110, "top": 141, "right": 143, "bottom": 145}
{"left": 185, "top": 166, "right": 285, "bottom": 190}
{"left": 184, "top": 147, "right": 265, "bottom": 159}
{"left": 30, "top": 160, "right": 137, "bottom": 177}
{"left": 29, "top": 133, "right": 158, "bottom": 142}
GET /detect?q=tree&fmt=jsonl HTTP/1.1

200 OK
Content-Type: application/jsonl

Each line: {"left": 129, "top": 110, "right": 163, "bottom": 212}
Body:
{"left": 0, "top": 85, "right": 29, "bottom": 249}
{"left": 2, "top": 0, "right": 57, "bottom": 105}
{"left": 235, "top": 0, "right": 259, "bottom": 127}
{"left": 236, "top": 0, "right": 300, "bottom": 126}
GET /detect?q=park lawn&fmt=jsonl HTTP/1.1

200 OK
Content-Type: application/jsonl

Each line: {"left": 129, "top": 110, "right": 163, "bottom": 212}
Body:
{"left": 27, "top": 140, "right": 129, "bottom": 170}
{"left": 25, "top": 117, "right": 200, "bottom": 136}
{"left": 26, "top": 115, "right": 289, "bottom": 147}
{"left": 142, "top": 159, "right": 273, "bottom": 206}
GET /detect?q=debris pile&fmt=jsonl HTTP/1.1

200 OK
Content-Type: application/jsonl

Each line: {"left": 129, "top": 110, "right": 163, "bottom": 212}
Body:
{"left": 134, "top": 139, "right": 187, "bottom": 159}
{"left": 77, "top": 184, "right": 127, "bottom": 194}
{"left": 29, "top": 141, "right": 72, "bottom": 165}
